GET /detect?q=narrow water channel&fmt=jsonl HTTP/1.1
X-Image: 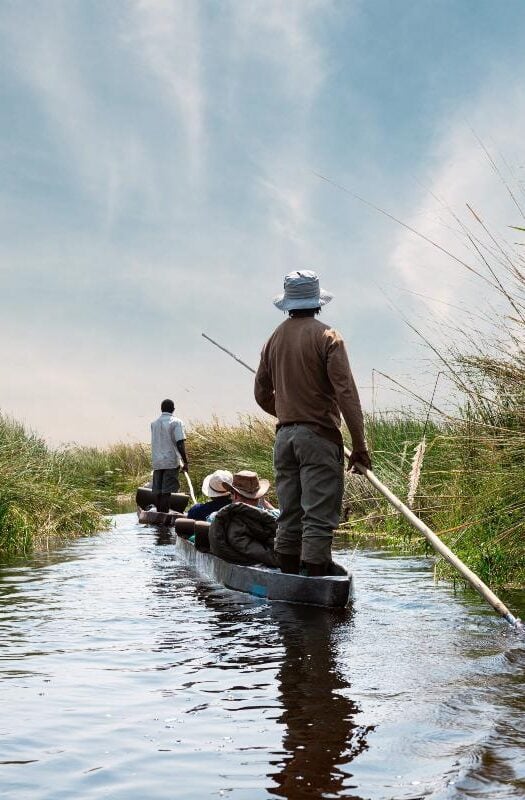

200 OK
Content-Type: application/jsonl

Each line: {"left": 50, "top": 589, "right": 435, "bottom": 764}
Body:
{"left": 1, "top": 513, "right": 524, "bottom": 799}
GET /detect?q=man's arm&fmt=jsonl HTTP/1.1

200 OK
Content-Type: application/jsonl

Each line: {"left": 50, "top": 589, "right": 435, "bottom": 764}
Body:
{"left": 177, "top": 439, "right": 189, "bottom": 472}
{"left": 326, "top": 333, "right": 372, "bottom": 470}
{"left": 170, "top": 420, "right": 189, "bottom": 471}
{"left": 254, "top": 346, "right": 277, "bottom": 417}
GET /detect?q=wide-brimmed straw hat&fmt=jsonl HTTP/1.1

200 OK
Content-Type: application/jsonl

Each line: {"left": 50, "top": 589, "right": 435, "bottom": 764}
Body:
{"left": 273, "top": 270, "right": 333, "bottom": 311}
{"left": 202, "top": 469, "right": 233, "bottom": 498}
{"left": 221, "top": 470, "right": 270, "bottom": 500}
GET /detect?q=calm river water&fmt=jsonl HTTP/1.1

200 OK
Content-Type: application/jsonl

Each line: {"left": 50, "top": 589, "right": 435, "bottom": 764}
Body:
{"left": 1, "top": 513, "right": 524, "bottom": 799}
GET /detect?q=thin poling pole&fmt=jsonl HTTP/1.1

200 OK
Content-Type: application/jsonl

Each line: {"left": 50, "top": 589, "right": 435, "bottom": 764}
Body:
{"left": 202, "top": 333, "right": 256, "bottom": 375}
{"left": 202, "top": 331, "right": 523, "bottom": 631}
{"left": 352, "top": 456, "right": 523, "bottom": 631}
{"left": 183, "top": 470, "right": 197, "bottom": 505}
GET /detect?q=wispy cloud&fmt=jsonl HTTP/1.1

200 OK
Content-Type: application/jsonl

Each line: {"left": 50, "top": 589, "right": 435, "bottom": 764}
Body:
{"left": 259, "top": 176, "right": 310, "bottom": 244}
{"left": 389, "top": 83, "right": 525, "bottom": 329}
{"left": 230, "top": 0, "right": 333, "bottom": 103}
{"left": 222, "top": 1, "right": 336, "bottom": 271}
{"left": 127, "top": 0, "right": 205, "bottom": 177}
{"left": 0, "top": 3, "right": 157, "bottom": 232}
{"left": 2, "top": 2, "right": 525, "bottom": 442}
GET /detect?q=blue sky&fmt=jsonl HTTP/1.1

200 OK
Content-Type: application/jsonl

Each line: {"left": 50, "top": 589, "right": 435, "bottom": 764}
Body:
{"left": 1, "top": 1, "right": 525, "bottom": 444}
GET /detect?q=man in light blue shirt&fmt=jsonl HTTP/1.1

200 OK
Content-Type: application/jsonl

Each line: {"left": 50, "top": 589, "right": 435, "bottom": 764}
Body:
{"left": 150, "top": 399, "right": 189, "bottom": 513}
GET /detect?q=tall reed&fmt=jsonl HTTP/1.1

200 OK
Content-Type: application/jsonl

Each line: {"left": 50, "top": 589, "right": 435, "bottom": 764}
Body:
{"left": 373, "top": 167, "right": 525, "bottom": 585}
{"left": 0, "top": 415, "right": 105, "bottom": 556}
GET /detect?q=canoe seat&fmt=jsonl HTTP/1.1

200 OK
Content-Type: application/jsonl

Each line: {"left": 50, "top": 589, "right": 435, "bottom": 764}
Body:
{"left": 194, "top": 522, "right": 211, "bottom": 552}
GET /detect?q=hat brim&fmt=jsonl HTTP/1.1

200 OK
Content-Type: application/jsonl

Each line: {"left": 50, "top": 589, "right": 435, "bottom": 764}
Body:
{"left": 221, "top": 479, "right": 270, "bottom": 500}
{"left": 273, "top": 288, "right": 333, "bottom": 311}
{"left": 202, "top": 474, "right": 231, "bottom": 498}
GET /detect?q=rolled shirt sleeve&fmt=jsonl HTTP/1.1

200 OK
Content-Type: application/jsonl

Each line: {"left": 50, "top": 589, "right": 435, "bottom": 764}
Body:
{"left": 170, "top": 419, "right": 186, "bottom": 444}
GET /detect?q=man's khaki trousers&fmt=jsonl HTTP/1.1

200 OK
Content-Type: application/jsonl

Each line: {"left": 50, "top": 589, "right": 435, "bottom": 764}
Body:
{"left": 273, "top": 424, "right": 344, "bottom": 565}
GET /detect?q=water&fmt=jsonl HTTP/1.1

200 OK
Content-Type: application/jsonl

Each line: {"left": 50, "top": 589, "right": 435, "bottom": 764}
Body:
{"left": 1, "top": 513, "right": 524, "bottom": 799}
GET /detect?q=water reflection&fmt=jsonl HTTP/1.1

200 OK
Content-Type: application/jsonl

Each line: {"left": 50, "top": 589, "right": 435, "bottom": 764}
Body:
{"left": 267, "top": 604, "right": 371, "bottom": 799}
{"left": 153, "top": 529, "right": 172, "bottom": 547}
{"left": 3, "top": 518, "right": 521, "bottom": 798}
{"left": 148, "top": 531, "right": 371, "bottom": 799}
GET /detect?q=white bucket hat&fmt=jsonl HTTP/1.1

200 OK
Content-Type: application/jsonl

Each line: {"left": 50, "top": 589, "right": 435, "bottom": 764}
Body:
{"left": 201, "top": 469, "right": 233, "bottom": 498}
{"left": 273, "top": 270, "right": 333, "bottom": 311}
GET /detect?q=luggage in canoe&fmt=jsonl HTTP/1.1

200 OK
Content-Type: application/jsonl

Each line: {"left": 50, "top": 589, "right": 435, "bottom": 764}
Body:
{"left": 135, "top": 487, "right": 189, "bottom": 513}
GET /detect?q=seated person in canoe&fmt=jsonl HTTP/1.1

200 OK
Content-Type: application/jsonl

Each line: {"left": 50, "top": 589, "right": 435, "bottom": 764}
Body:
{"left": 187, "top": 469, "right": 233, "bottom": 521}
{"left": 208, "top": 470, "right": 279, "bottom": 568}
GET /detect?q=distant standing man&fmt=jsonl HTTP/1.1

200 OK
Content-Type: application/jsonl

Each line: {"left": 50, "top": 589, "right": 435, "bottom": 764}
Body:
{"left": 151, "top": 399, "right": 189, "bottom": 513}
{"left": 254, "top": 271, "right": 372, "bottom": 576}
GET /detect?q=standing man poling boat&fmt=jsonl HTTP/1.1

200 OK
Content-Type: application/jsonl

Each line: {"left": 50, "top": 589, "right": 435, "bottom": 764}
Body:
{"left": 254, "top": 270, "right": 372, "bottom": 576}
{"left": 150, "top": 399, "right": 189, "bottom": 513}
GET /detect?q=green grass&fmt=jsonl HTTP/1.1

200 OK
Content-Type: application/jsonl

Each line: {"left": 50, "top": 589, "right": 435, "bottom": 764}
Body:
{"left": 62, "top": 441, "right": 152, "bottom": 512}
{"left": 3, "top": 200, "right": 524, "bottom": 581}
{"left": 0, "top": 415, "right": 106, "bottom": 556}
{"left": 1, "top": 409, "right": 524, "bottom": 588}
{"left": 185, "top": 416, "right": 277, "bottom": 503}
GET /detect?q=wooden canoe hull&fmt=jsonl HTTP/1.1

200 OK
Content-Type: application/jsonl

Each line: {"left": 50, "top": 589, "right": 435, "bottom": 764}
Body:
{"left": 174, "top": 534, "right": 352, "bottom": 608}
{"left": 137, "top": 509, "right": 182, "bottom": 527}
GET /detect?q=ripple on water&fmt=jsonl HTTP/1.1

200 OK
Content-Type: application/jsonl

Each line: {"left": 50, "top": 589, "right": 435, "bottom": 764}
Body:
{"left": 0, "top": 513, "right": 524, "bottom": 799}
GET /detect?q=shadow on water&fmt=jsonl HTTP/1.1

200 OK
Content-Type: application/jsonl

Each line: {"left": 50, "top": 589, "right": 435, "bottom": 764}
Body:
{"left": 151, "top": 528, "right": 372, "bottom": 799}
{"left": 266, "top": 603, "right": 373, "bottom": 800}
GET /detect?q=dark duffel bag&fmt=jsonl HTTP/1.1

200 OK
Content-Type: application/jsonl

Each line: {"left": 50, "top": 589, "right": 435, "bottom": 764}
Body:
{"left": 175, "top": 518, "right": 195, "bottom": 539}
{"left": 174, "top": 519, "right": 211, "bottom": 552}
{"left": 194, "top": 522, "right": 211, "bottom": 552}
{"left": 136, "top": 487, "right": 189, "bottom": 512}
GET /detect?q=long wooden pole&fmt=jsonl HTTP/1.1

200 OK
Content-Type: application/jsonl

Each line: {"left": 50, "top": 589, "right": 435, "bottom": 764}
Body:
{"left": 202, "top": 331, "right": 522, "bottom": 630}
{"left": 350, "top": 452, "right": 522, "bottom": 630}
{"left": 202, "top": 333, "right": 256, "bottom": 374}
{"left": 183, "top": 471, "right": 197, "bottom": 505}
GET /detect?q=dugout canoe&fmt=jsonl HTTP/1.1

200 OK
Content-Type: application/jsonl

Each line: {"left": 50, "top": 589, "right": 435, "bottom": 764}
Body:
{"left": 174, "top": 531, "right": 352, "bottom": 608}
{"left": 137, "top": 513, "right": 352, "bottom": 607}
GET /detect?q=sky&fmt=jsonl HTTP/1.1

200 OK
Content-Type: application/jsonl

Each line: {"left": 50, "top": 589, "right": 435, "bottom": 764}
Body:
{"left": 1, "top": 0, "right": 525, "bottom": 445}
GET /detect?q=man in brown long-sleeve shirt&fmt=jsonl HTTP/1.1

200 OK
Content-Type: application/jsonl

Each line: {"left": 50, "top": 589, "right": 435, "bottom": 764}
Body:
{"left": 254, "top": 270, "right": 371, "bottom": 576}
